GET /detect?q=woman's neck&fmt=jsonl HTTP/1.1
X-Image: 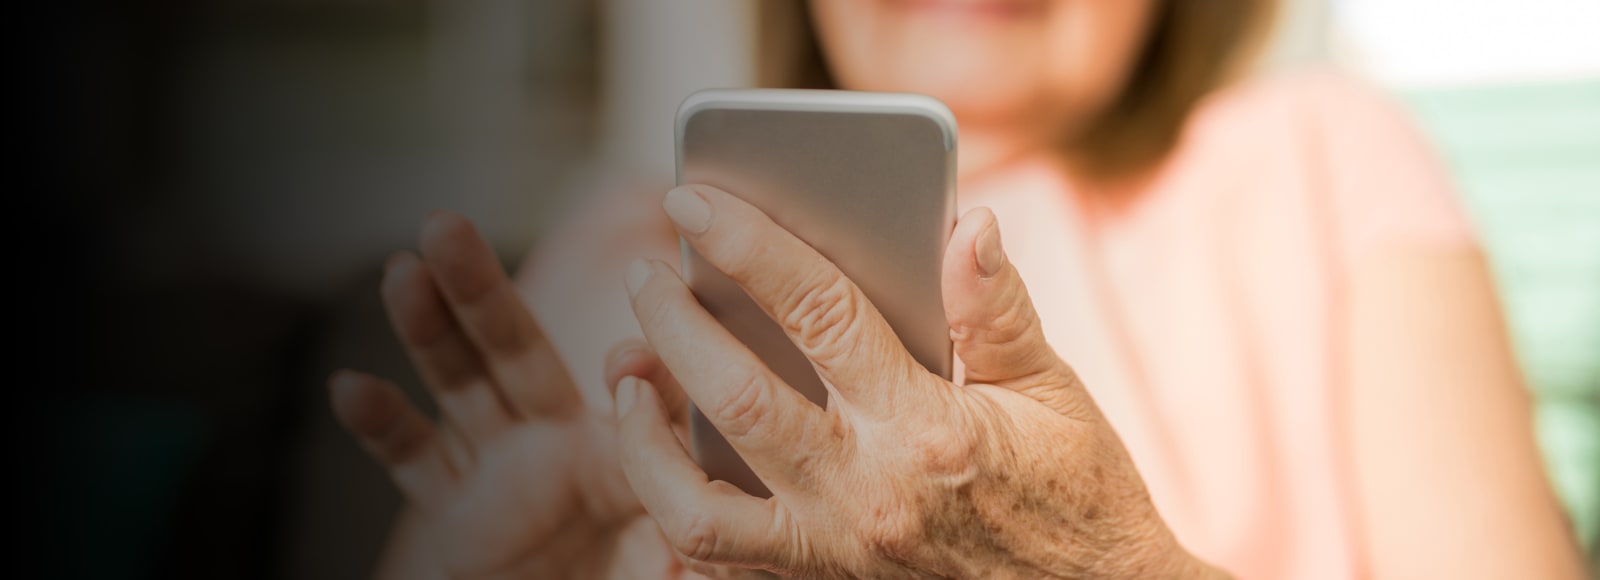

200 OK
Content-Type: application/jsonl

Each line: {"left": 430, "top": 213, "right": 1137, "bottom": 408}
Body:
{"left": 955, "top": 126, "right": 1061, "bottom": 186}
{"left": 955, "top": 128, "right": 1161, "bottom": 211}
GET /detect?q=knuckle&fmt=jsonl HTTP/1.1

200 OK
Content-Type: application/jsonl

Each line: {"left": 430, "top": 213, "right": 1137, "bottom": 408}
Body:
{"left": 779, "top": 272, "right": 860, "bottom": 359}
{"left": 861, "top": 500, "right": 922, "bottom": 562}
{"left": 709, "top": 229, "right": 767, "bottom": 277}
{"left": 422, "top": 336, "right": 482, "bottom": 389}
{"left": 905, "top": 428, "right": 976, "bottom": 475}
{"left": 987, "top": 300, "right": 1037, "bottom": 342}
{"left": 633, "top": 280, "right": 677, "bottom": 331}
{"left": 710, "top": 369, "right": 771, "bottom": 440}
{"left": 391, "top": 295, "right": 454, "bottom": 348}
{"left": 960, "top": 296, "right": 1036, "bottom": 347}
{"left": 670, "top": 512, "right": 721, "bottom": 562}
{"left": 444, "top": 264, "right": 498, "bottom": 306}
{"left": 476, "top": 313, "right": 532, "bottom": 354}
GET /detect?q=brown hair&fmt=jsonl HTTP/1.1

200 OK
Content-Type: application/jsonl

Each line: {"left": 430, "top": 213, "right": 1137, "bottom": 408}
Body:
{"left": 755, "top": 1, "right": 1280, "bottom": 178}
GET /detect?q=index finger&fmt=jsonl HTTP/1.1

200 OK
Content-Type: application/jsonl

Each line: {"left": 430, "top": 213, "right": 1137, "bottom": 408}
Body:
{"left": 418, "top": 211, "right": 580, "bottom": 417}
{"left": 625, "top": 259, "right": 835, "bottom": 493}
{"left": 664, "top": 184, "right": 930, "bottom": 417}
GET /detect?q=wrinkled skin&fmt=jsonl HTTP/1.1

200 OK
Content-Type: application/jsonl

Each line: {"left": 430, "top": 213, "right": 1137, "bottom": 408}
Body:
{"left": 332, "top": 0, "right": 1193, "bottom": 576}
{"left": 608, "top": 185, "right": 1225, "bottom": 578}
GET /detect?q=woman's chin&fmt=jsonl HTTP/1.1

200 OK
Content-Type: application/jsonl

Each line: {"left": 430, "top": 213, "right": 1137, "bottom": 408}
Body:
{"left": 880, "top": 56, "right": 1051, "bottom": 121}
{"left": 934, "top": 85, "right": 1066, "bottom": 139}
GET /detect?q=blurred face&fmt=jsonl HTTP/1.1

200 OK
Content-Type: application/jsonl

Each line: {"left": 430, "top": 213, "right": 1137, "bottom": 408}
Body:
{"left": 811, "top": 0, "right": 1159, "bottom": 165}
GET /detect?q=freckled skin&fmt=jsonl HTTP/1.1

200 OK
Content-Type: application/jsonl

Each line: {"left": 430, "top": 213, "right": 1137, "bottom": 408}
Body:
{"left": 334, "top": 0, "right": 1271, "bottom": 576}
{"left": 612, "top": 193, "right": 1224, "bottom": 579}
{"left": 822, "top": 392, "right": 1181, "bottom": 579}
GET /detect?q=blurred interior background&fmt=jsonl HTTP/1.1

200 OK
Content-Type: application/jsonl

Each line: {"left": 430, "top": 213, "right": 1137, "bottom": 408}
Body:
{"left": 23, "top": 0, "right": 1596, "bottom": 577}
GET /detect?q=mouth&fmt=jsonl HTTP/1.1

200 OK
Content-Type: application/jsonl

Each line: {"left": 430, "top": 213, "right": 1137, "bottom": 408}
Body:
{"left": 886, "top": 0, "right": 1046, "bottom": 20}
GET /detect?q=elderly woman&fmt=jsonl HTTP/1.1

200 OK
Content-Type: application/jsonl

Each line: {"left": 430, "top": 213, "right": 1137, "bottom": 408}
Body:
{"left": 328, "top": 1, "right": 1585, "bottom": 578}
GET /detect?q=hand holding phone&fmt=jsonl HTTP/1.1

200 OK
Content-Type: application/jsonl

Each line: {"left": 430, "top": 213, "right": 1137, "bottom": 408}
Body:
{"left": 675, "top": 89, "right": 959, "bottom": 495}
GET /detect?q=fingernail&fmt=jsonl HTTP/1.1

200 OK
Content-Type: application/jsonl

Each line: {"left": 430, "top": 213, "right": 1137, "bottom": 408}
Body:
{"left": 976, "top": 219, "right": 1006, "bottom": 278}
{"left": 615, "top": 376, "right": 639, "bottom": 417}
{"left": 663, "top": 186, "right": 713, "bottom": 234}
{"left": 625, "top": 259, "right": 654, "bottom": 297}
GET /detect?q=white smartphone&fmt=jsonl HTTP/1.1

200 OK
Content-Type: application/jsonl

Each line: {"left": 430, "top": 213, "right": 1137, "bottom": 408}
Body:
{"left": 675, "top": 89, "right": 958, "bottom": 496}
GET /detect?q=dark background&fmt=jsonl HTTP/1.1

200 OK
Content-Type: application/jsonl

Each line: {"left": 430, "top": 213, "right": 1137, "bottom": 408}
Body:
{"left": 16, "top": 1, "right": 600, "bottom": 578}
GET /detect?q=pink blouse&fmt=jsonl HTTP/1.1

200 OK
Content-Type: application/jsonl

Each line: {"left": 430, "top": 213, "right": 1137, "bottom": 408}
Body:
{"left": 521, "top": 69, "right": 1476, "bottom": 579}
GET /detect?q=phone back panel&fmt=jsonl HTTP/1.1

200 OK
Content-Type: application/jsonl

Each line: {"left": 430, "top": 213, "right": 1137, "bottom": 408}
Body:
{"left": 676, "top": 90, "right": 957, "bottom": 496}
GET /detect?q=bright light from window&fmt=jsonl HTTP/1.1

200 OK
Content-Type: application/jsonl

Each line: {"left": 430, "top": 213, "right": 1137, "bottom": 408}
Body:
{"left": 1332, "top": 0, "right": 1600, "bottom": 87}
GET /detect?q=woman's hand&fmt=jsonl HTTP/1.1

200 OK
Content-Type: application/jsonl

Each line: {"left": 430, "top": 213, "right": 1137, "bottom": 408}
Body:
{"left": 611, "top": 185, "right": 1226, "bottom": 578}
{"left": 329, "top": 212, "right": 682, "bottom": 579}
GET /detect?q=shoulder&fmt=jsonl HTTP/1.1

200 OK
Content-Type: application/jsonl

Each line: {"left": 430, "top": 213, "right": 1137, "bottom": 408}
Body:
{"left": 1185, "top": 67, "right": 1423, "bottom": 149}
{"left": 1180, "top": 66, "right": 1455, "bottom": 193}
{"left": 1181, "top": 67, "right": 1475, "bottom": 257}
{"left": 1240, "top": 67, "right": 1397, "bottom": 107}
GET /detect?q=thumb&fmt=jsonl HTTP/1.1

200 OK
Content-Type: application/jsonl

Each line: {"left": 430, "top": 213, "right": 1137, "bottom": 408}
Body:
{"left": 943, "top": 208, "right": 1085, "bottom": 413}
{"left": 605, "top": 339, "right": 690, "bottom": 428}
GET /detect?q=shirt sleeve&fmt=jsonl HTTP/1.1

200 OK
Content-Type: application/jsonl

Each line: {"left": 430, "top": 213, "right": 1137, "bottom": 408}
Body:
{"left": 1300, "top": 71, "right": 1478, "bottom": 263}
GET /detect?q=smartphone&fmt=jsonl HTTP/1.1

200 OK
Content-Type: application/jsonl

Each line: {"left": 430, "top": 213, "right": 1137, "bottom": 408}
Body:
{"left": 675, "top": 89, "right": 958, "bottom": 496}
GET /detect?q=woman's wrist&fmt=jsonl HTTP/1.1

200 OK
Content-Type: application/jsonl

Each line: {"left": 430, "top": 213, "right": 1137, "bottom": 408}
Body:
{"left": 1165, "top": 551, "right": 1234, "bottom": 580}
{"left": 1134, "top": 535, "right": 1232, "bottom": 580}
{"left": 1050, "top": 515, "right": 1228, "bottom": 580}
